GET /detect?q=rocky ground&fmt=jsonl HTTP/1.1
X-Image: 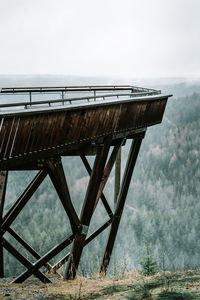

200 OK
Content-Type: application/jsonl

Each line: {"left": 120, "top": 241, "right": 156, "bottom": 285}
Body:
{"left": 1, "top": 270, "right": 200, "bottom": 299}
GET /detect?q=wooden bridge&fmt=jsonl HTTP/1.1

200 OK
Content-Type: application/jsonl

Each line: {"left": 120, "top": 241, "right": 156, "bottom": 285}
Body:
{"left": 0, "top": 85, "right": 172, "bottom": 283}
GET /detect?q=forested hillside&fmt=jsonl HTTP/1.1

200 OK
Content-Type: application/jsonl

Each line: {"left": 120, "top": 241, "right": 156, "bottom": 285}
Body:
{"left": 117, "top": 91, "right": 200, "bottom": 273}
{"left": 1, "top": 76, "right": 199, "bottom": 277}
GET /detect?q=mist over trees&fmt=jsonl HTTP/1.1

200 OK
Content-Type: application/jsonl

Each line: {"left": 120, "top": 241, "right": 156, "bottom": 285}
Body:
{"left": 1, "top": 76, "right": 199, "bottom": 277}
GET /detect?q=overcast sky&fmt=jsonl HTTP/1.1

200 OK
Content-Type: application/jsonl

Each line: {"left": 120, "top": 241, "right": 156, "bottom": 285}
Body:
{"left": 0, "top": 0, "right": 200, "bottom": 78}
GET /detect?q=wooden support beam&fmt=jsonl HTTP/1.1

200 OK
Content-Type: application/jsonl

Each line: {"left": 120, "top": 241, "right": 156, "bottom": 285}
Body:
{"left": 64, "top": 137, "right": 112, "bottom": 280}
{"left": 80, "top": 139, "right": 124, "bottom": 217}
{"left": 47, "top": 158, "right": 81, "bottom": 234}
{"left": 81, "top": 147, "right": 116, "bottom": 217}
{"left": 80, "top": 153, "right": 115, "bottom": 218}
{"left": 0, "top": 171, "right": 8, "bottom": 218}
{"left": 12, "top": 233, "right": 74, "bottom": 283}
{"left": 0, "top": 171, "right": 8, "bottom": 278}
{"left": 3, "top": 238, "right": 51, "bottom": 283}
{"left": 100, "top": 133, "right": 145, "bottom": 275}
{"left": 52, "top": 218, "right": 113, "bottom": 272}
{"left": 2, "top": 170, "right": 47, "bottom": 232}
{"left": 95, "top": 142, "right": 123, "bottom": 210}
{"left": 0, "top": 130, "right": 147, "bottom": 282}
{"left": 114, "top": 147, "right": 121, "bottom": 206}
{"left": 7, "top": 227, "right": 54, "bottom": 273}
{"left": 84, "top": 218, "right": 113, "bottom": 246}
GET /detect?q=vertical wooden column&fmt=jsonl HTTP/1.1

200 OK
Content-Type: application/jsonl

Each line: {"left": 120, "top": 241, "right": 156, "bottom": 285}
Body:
{"left": 0, "top": 171, "right": 8, "bottom": 278}
{"left": 64, "top": 137, "right": 112, "bottom": 280}
{"left": 100, "top": 134, "right": 145, "bottom": 275}
{"left": 114, "top": 147, "right": 121, "bottom": 206}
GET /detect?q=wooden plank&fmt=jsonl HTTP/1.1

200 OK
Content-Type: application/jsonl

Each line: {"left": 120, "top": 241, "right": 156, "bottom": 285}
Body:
{"left": 0, "top": 118, "right": 13, "bottom": 159}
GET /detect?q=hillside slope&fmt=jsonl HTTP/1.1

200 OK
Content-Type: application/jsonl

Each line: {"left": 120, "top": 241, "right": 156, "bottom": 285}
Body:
{"left": 1, "top": 270, "right": 200, "bottom": 299}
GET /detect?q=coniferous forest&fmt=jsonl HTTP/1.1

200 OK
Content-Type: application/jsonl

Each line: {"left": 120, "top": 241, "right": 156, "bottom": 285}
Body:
{"left": 1, "top": 76, "right": 200, "bottom": 277}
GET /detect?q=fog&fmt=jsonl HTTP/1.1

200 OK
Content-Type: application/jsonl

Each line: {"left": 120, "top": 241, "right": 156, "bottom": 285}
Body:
{"left": 0, "top": 0, "right": 200, "bottom": 78}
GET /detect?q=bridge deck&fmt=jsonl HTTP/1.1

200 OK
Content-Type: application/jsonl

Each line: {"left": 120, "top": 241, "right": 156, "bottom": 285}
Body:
{"left": 0, "top": 85, "right": 171, "bottom": 169}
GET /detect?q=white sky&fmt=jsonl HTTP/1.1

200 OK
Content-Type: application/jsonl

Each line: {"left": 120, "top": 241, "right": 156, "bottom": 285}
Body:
{"left": 0, "top": 0, "right": 200, "bottom": 78}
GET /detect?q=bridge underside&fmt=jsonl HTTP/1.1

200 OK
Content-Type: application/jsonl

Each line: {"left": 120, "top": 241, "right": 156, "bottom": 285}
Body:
{"left": 0, "top": 130, "right": 145, "bottom": 283}
{"left": 0, "top": 85, "right": 171, "bottom": 283}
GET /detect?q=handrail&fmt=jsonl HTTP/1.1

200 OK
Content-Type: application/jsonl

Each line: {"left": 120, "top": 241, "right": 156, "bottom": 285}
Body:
{"left": 0, "top": 85, "right": 158, "bottom": 94}
{"left": 0, "top": 91, "right": 161, "bottom": 110}
{"left": 1, "top": 85, "right": 131, "bottom": 90}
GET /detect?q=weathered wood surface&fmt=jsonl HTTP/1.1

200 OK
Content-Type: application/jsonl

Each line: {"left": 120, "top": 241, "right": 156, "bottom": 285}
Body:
{"left": 0, "top": 98, "right": 167, "bottom": 168}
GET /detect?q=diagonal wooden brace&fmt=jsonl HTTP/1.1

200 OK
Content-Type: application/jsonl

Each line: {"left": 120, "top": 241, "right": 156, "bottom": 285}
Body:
{"left": 95, "top": 142, "right": 124, "bottom": 209}
{"left": 100, "top": 133, "right": 145, "bottom": 275}
{"left": 47, "top": 158, "right": 81, "bottom": 234}
{"left": 52, "top": 217, "right": 113, "bottom": 272}
{"left": 80, "top": 140, "right": 124, "bottom": 219}
{"left": 64, "top": 137, "right": 112, "bottom": 280}
{"left": 2, "top": 170, "right": 47, "bottom": 232}
{"left": 12, "top": 233, "right": 75, "bottom": 283}
{"left": 3, "top": 238, "right": 51, "bottom": 283}
{"left": 80, "top": 155, "right": 113, "bottom": 218}
{"left": 7, "top": 227, "right": 54, "bottom": 273}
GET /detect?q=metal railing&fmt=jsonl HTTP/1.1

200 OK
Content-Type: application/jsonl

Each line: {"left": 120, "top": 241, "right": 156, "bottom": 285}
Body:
{"left": 0, "top": 85, "right": 161, "bottom": 111}
{"left": 0, "top": 85, "right": 158, "bottom": 93}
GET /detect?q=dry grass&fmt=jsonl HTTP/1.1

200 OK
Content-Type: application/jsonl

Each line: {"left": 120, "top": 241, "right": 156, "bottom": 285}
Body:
{"left": 1, "top": 270, "right": 200, "bottom": 299}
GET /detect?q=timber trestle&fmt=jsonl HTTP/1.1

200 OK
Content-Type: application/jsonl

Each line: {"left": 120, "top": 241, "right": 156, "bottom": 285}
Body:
{"left": 0, "top": 85, "right": 172, "bottom": 283}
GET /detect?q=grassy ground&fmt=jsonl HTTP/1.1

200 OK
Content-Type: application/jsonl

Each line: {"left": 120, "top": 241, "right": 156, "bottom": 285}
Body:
{"left": 1, "top": 270, "right": 200, "bottom": 299}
